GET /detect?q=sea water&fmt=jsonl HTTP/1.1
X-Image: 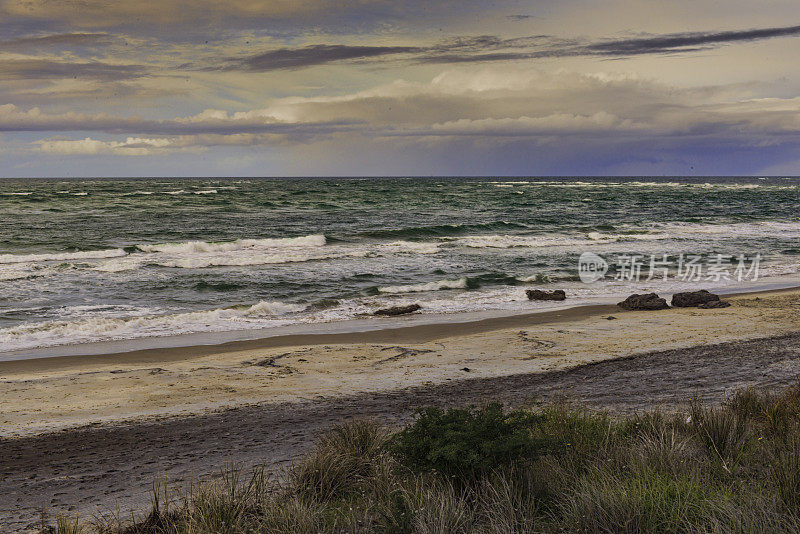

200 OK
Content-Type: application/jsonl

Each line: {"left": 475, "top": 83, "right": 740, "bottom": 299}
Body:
{"left": 0, "top": 176, "right": 798, "bottom": 354}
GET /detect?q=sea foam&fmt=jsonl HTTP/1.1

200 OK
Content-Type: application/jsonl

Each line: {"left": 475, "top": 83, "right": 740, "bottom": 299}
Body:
{"left": 0, "top": 300, "right": 306, "bottom": 351}
{"left": 0, "top": 248, "right": 127, "bottom": 264}
{"left": 378, "top": 277, "right": 468, "bottom": 294}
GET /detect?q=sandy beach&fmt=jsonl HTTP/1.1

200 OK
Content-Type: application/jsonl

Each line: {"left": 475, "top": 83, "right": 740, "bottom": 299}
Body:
{"left": 1, "top": 287, "right": 799, "bottom": 437}
{"left": 1, "top": 286, "right": 799, "bottom": 530}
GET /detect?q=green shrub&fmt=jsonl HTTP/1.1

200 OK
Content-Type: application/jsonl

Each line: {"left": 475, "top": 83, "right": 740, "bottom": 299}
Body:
{"left": 390, "top": 403, "right": 554, "bottom": 481}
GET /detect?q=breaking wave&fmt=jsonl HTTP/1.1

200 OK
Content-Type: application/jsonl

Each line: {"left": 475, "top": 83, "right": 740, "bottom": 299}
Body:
{"left": 362, "top": 221, "right": 528, "bottom": 239}
{"left": 378, "top": 277, "right": 469, "bottom": 294}
{"left": 135, "top": 235, "right": 326, "bottom": 254}
{"left": 0, "top": 248, "right": 127, "bottom": 264}
{"left": 0, "top": 300, "right": 306, "bottom": 351}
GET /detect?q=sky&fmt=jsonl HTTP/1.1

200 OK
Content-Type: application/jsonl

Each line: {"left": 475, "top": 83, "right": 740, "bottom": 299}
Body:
{"left": 1, "top": 0, "right": 800, "bottom": 177}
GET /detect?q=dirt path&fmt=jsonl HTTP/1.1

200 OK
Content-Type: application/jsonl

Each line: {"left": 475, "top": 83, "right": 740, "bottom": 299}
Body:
{"left": 2, "top": 332, "right": 800, "bottom": 532}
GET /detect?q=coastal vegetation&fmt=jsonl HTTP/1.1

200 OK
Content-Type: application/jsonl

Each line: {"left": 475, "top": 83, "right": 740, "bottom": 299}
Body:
{"left": 42, "top": 382, "right": 800, "bottom": 533}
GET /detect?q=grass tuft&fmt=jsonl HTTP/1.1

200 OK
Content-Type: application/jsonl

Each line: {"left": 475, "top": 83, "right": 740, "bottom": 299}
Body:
{"left": 38, "top": 385, "right": 800, "bottom": 534}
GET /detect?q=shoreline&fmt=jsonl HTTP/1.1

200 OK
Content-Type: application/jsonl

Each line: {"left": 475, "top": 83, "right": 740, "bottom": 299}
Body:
{"left": 0, "top": 284, "right": 798, "bottom": 440}
{"left": 1, "top": 279, "right": 798, "bottom": 375}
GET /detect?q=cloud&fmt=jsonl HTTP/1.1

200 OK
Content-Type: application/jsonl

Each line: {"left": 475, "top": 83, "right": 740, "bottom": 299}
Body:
{"left": 0, "top": 59, "right": 148, "bottom": 81}
{"left": 586, "top": 24, "right": 800, "bottom": 55}
{"left": 232, "top": 44, "right": 421, "bottom": 71}
{"left": 8, "top": 67, "right": 800, "bottom": 159}
{"left": 215, "top": 23, "right": 800, "bottom": 71}
{"left": 0, "top": 32, "right": 115, "bottom": 50}
{"left": 421, "top": 23, "right": 800, "bottom": 64}
{"left": 0, "top": 103, "right": 361, "bottom": 136}
{"left": 37, "top": 136, "right": 173, "bottom": 155}
{"left": 0, "top": 0, "right": 491, "bottom": 35}
{"left": 425, "top": 112, "right": 642, "bottom": 136}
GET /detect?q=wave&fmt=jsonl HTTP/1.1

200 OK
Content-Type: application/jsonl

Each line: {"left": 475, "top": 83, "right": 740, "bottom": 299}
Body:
{"left": 378, "top": 277, "right": 468, "bottom": 294}
{"left": 384, "top": 241, "right": 440, "bottom": 254}
{"left": 498, "top": 180, "right": 793, "bottom": 189}
{"left": 97, "top": 235, "right": 442, "bottom": 271}
{"left": 0, "top": 264, "right": 41, "bottom": 281}
{"left": 124, "top": 191, "right": 155, "bottom": 196}
{"left": 135, "top": 234, "right": 326, "bottom": 254}
{"left": 450, "top": 233, "right": 617, "bottom": 249}
{"left": 193, "top": 281, "right": 243, "bottom": 292}
{"left": 0, "top": 248, "right": 126, "bottom": 265}
{"left": 0, "top": 300, "right": 305, "bottom": 351}
{"left": 152, "top": 250, "right": 353, "bottom": 269}
{"left": 657, "top": 221, "right": 800, "bottom": 238}
{"left": 362, "top": 221, "right": 528, "bottom": 239}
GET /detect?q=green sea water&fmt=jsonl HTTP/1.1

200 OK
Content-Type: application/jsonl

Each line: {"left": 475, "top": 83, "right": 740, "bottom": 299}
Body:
{"left": 0, "top": 176, "right": 798, "bottom": 353}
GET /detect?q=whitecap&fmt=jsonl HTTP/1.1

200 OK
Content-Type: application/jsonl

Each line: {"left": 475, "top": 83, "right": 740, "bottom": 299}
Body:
{"left": 384, "top": 241, "right": 440, "bottom": 254}
{"left": 136, "top": 234, "right": 326, "bottom": 254}
{"left": 378, "top": 277, "right": 468, "bottom": 294}
{"left": 0, "top": 300, "right": 306, "bottom": 351}
{"left": 0, "top": 248, "right": 126, "bottom": 265}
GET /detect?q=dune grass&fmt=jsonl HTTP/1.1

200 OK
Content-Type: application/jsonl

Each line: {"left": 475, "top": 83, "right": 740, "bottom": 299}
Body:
{"left": 41, "top": 381, "right": 800, "bottom": 534}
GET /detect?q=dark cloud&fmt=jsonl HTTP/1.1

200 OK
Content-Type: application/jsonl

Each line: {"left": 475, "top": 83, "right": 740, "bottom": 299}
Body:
{"left": 0, "top": 32, "right": 115, "bottom": 50}
{"left": 0, "top": 59, "right": 148, "bottom": 81}
{"left": 587, "top": 24, "right": 800, "bottom": 55}
{"left": 219, "top": 23, "right": 800, "bottom": 71}
{"left": 0, "top": 104, "right": 364, "bottom": 136}
{"left": 234, "top": 44, "right": 422, "bottom": 71}
{"left": 0, "top": 0, "right": 499, "bottom": 39}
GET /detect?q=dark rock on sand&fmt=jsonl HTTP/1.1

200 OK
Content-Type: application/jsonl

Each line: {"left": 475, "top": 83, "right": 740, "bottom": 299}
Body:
{"left": 698, "top": 300, "right": 732, "bottom": 309}
{"left": 526, "top": 289, "right": 566, "bottom": 301}
{"left": 374, "top": 303, "right": 422, "bottom": 316}
{"left": 617, "top": 293, "right": 669, "bottom": 311}
{"left": 671, "top": 289, "right": 721, "bottom": 308}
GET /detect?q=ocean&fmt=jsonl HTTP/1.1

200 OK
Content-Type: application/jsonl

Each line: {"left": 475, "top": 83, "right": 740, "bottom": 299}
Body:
{"left": 0, "top": 176, "right": 798, "bottom": 355}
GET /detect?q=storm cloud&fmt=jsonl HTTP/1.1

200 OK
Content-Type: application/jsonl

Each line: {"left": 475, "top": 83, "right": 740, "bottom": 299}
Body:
{"left": 0, "top": 59, "right": 148, "bottom": 81}
{"left": 0, "top": 32, "right": 115, "bottom": 50}
{"left": 233, "top": 44, "right": 422, "bottom": 71}
{"left": 586, "top": 24, "right": 800, "bottom": 55}
{"left": 3, "top": 0, "right": 800, "bottom": 176}
{"left": 219, "top": 23, "right": 800, "bottom": 71}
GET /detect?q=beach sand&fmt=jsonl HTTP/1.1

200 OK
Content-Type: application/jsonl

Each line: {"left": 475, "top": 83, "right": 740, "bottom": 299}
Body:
{"left": 1, "top": 288, "right": 798, "bottom": 437}
{"left": 1, "top": 287, "right": 799, "bottom": 530}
